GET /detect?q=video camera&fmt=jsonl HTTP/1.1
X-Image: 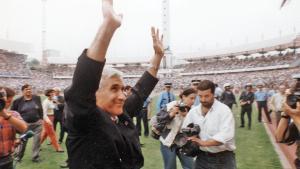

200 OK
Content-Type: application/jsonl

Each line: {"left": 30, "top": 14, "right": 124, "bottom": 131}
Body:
{"left": 0, "top": 91, "right": 6, "bottom": 112}
{"left": 177, "top": 102, "right": 191, "bottom": 113}
{"left": 171, "top": 123, "right": 201, "bottom": 157}
{"left": 286, "top": 74, "right": 300, "bottom": 109}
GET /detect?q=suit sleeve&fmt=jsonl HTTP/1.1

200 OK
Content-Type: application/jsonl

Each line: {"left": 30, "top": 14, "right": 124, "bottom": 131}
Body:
{"left": 64, "top": 49, "right": 105, "bottom": 129}
{"left": 124, "top": 71, "right": 158, "bottom": 118}
{"left": 11, "top": 99, "right": 19, "bottom": 112}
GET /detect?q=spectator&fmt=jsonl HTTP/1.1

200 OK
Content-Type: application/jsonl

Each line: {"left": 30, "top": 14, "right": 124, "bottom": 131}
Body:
{"left": 0, "top": 86, "right": 27, "bottom": 169}
{"left": 239, "top": 83, "right": 255, "bottom": 130}
{"left": 11, "top": 84, "right": 43, "bottom": 163}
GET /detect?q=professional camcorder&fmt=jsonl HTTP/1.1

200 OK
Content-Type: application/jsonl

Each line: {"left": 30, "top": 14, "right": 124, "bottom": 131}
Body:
{"left": 0, "top": 91, "right": 6, "bottom": 112}
{"left": 172, "top": 123, "right": 201, "bottom": 157}
{"left": 286, "top": 74, "right": 300, "bottom": 109}
{"left": 177, "top": 102, "right": 191, "bottom": 113}
{"left": 151, "top": 102, "right": 191, "bottom": 140}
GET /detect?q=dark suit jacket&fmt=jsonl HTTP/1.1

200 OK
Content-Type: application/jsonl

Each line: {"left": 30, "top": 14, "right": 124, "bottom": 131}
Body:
{"left": 11, "top": 95, "right": 43, "bottom": 123}
{"left": 239, "top": 91, "right": 254, "bottom": 110}
{"left": 64, "top": 50, "right": 158, "bottom": 169}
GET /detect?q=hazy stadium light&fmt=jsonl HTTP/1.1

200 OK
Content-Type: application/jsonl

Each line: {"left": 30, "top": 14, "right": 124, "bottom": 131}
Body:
{"left": 162, "top": 0, "right": 173, "bottom": 69}
{"left": 41, "top": 0, "right": 48, "bottom": 66}
{"left": 281, "top": 0, "right": 290, "bottom": 8}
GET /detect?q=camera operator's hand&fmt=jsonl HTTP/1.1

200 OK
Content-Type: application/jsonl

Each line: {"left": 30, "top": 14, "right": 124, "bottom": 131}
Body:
{"left": 282, "top": 102, "right": 300, "bottom": 130}
{"left": 282, "top": 102, "right": 300, "bottom": 116}
{"left": 178, "top": 109, "right": 188, "bottom": 117}
{"left": 188, "top": 136, "right": 203, "bottom": 146}
{"left": 169, "top": 106, "right": 179, "bottom": 118}
{"left": 188, "top": 136, "right": 222, "bottom": 147}
{"left": 0, "top": 109, "right": 12, "bottom": 120}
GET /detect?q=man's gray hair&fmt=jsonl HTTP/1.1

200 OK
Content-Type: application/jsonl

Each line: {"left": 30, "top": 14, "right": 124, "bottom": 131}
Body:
{"left": 99, "top": 66, "right": 124, "bottom": 89}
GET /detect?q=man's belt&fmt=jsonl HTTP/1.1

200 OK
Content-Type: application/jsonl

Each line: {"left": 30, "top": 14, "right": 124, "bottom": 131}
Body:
{"left": 198, "top": 150, "right": 232, "bottom": 157}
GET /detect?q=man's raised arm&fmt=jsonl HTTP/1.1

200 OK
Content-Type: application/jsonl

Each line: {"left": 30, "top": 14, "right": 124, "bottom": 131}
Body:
{"left": 87, "top": 0, "right": 122, "bottom": 62}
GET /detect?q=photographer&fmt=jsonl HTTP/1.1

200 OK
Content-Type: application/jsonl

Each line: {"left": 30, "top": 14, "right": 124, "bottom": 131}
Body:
{"left": 182, "top": 80, "right": 236, "bottom": 169}
{"left": 0, "top": 86, "right": 27, "bottom": 169}
{"left": 275, "top": 87, "right": 300, "bottom": 169}
{"left": 152, "top": 88, "right": 196, "bottom": 169}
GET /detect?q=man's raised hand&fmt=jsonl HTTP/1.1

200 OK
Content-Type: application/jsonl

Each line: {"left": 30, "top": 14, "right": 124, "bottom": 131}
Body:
{"left": 102, "top": 0, "right": 122, "bottom": 30}
{"left": 151, "top": 27, "right": 164, "bottom": 57}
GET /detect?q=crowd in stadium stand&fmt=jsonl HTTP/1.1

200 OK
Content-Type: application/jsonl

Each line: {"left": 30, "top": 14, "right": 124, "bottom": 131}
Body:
{"left": 179, "top": 52, "right": 297, "bottom": 73}
{"left": 0, "top": 49, "right": 30, "bottom": 77}
{"left": 113, "top": 65, "right": 146, "bottom": 75}
{"left": 0, "top": 49, "right": 299, "bottom": 94}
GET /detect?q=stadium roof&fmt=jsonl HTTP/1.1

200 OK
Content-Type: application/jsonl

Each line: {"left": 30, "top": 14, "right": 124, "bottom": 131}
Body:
{"left": 48, "top": 56, "right": 150, "bottom": 65}
{"left": 180, "top": 33, "right": 300, "bottom": 60}
{"left": 0, "top": 39, "right": 33, "bottom": 54}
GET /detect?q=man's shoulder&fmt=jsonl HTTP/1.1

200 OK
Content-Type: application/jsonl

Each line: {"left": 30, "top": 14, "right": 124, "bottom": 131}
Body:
{"left": 13, "top": 96, "right": 23, "bottom": 103}
{"left": 215, "top": 100, "right": 232, "bottom": 114}
{"left": 189, "top": 105, "right": 200, "bottom": 114}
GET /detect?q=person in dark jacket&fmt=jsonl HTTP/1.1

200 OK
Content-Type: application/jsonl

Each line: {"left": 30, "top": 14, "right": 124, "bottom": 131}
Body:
{"left": 53, "top": 87, "right": 65, "bottom": 144}
{"left": 11, "top": 84, "right": 43, "bottom": 162}
{"left": 64, "top": 1, "right": 164, "bottom": 168}
{"left": 220, "top": 83, "right": 237, "bottom": 109}
{"left": 239, "top": 83, "right": 255, "bottom": 130}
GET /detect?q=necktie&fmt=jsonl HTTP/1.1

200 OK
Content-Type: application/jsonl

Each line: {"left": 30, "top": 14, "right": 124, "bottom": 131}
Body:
{"left": 168, "top": 92, "right": 171, "bottom": 103}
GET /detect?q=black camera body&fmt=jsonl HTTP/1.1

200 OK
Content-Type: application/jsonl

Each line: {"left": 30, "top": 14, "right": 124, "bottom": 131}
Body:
{"left": 172, "top": 123, "right": 201, "bottom": 157}
{"left": 287, "top": 74, "right": 300, "bottom": 109}
{"left": 0, "top": 91, "right": 6, "bottom": 112}
{"left": 177, "top": 102, "right": 191, "bottom": 112}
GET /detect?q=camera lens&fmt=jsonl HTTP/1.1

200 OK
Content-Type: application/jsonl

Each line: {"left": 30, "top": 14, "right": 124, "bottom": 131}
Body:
{"left": 0, "top": 99, "right": 5, "bottom": 111}
{"left": 287, "top": 95, "right": 298, "bottom": 109}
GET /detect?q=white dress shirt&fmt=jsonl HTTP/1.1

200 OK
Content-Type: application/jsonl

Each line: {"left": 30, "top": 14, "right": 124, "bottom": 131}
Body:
{"left": 270, "top": 93, "right": 285, "bottom": 112}
{"left": 182, "top": 99, "right": 236, "bottom": 153}
{"left": 42, "top": 98, "right": 55, "bottom": 122}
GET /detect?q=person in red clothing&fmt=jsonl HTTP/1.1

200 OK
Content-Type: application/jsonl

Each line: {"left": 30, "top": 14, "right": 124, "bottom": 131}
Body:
{"left": 0, "top": 86, "right": 27, "bottom": 169}
{"left": 40, "top": 89, "right": 64, "bottom": 152}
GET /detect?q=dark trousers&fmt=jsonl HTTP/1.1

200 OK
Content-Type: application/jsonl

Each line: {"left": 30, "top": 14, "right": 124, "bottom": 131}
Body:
{"left": 0, "top": 156, "right": 13, "bottom": 169}
{"left": 240, "top": 108, "right": 252, "bottom": 128}
{"left": 226, "top": 103, "right": 233, "bottom": 110}
{"left": 194, "top": 150, "right": 236, "bottom": 169}
{"left": 136, "top": 108, "right": 149, "bottom": 136}
{"left": 257, "top": 101, "right": 271, "bottom": 123}
{"left": 53, "top": 117, "right": 65, "bottom": 143}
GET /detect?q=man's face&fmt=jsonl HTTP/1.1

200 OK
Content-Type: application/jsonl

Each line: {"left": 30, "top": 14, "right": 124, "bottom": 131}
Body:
{"left": 124, "top": 88, "right": 132, "bottom": 96}
{"left": 165, "top": 86, "right": 171, "bottom": 92}
{"left": 96, "top": 76, "right": 126, "bottom": 117}
{"left": 198, "top": 89, "right": 214, "bottom": 108}
{"left": 225, "top": 86, "right": 231, "bottom": 91}
{"left": 191, "top": 83, "right": 198, "bottom": 90}
{"left": 49, "top": 91, "right": 55, "bottom": 99}
{"left": 246, "top": 86, "right": 252, "bottom": 92}
{"left": 22, "top": 86, "right": 32, "bottom": 97}
{"left": 54, "top": 90, "right": 60, "bottom": 96}
{"left": 279, "top": 85, "right": 286, "bottom": 94}
{"left": 257, "top": 85, "right": 263, "bottom": 91}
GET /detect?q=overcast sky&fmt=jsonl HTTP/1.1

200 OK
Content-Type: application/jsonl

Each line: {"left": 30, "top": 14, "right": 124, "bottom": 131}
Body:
{"left": 0, "top": 0, "right": 299, "bottom": 63}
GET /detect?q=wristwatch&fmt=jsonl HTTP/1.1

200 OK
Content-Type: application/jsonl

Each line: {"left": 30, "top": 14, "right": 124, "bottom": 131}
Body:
{"left": 281, "top": 112, "right": 289, "bottom": 119}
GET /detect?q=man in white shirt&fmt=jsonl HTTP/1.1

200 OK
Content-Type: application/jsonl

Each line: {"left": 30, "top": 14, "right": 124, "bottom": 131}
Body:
{"left": 270, "top": 85, "right": 286, "bottom": 126}
{"left": 183, "top": 80, "right": 236, "bottom": 169}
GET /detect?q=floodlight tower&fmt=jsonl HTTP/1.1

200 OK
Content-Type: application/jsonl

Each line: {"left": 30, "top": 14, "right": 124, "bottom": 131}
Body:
{"left": 162, "top": 0, "right": 173, "bottom": 69}
{"left": 41, "top": 0, "right": 48, "bottom": 66}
